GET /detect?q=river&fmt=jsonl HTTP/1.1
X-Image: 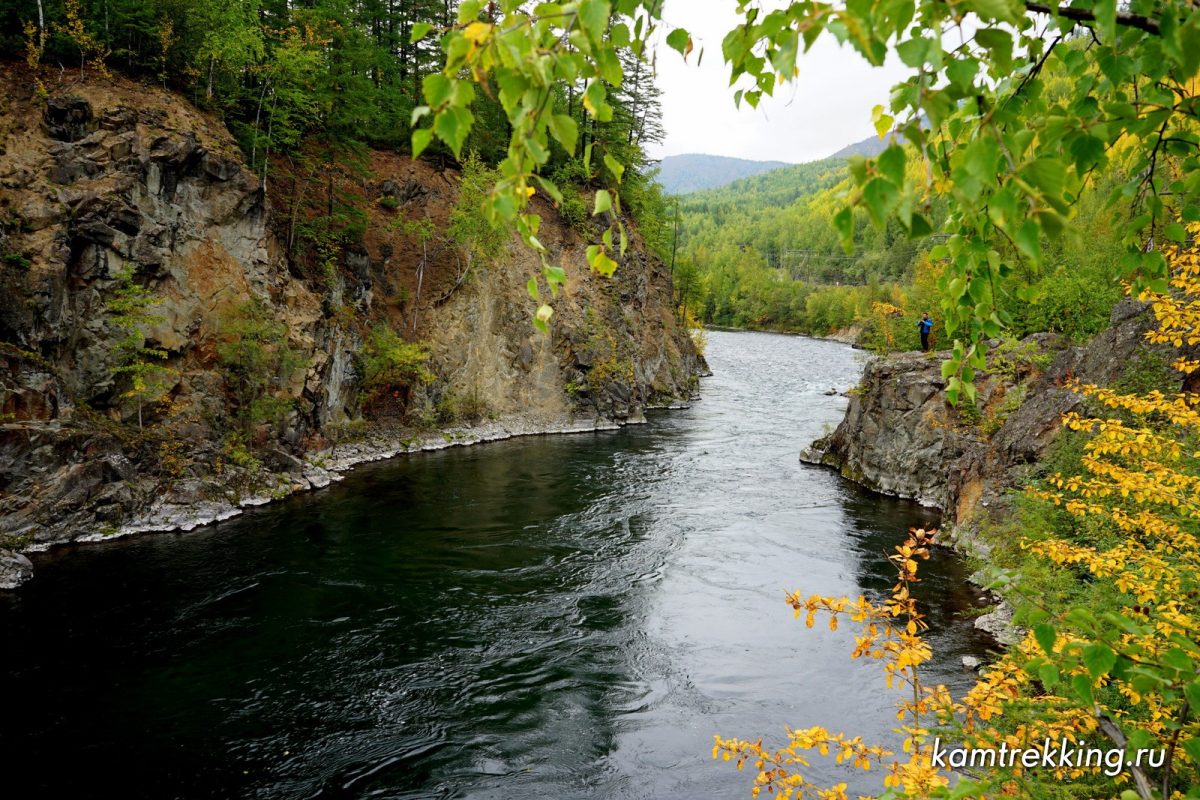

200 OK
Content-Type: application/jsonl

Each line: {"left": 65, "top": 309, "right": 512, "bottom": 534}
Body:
{"left": 0, "top": 330, "right": 991, "bottom": 799}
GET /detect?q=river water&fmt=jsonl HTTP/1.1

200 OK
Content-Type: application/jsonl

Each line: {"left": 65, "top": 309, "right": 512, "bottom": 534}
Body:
{"left": 0, "top": 330, "right": 991, "bottom": 799}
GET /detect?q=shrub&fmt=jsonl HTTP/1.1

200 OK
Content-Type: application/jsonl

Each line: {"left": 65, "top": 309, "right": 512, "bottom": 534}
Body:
{"left": 216, "top": 298, "right": 302, "bottom": 433}
{"left": 448, "top": 153, "right": 506, "bottom": 262}
{"left": 357, "top": 324, "right": 435, "bottom": 407}
{"left": 436, "top": 386, "right": 488, "bottom": 424}
{"left": 558, "top": 183, "right": 589, "bottom": 230}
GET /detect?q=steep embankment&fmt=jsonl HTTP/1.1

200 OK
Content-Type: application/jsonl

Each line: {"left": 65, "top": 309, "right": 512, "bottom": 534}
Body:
{"left": 803, "top": 299, "right": 1178, "bottom": 524}
{"left": 801, "top": 300, "right": 1186, "bottom": 644}
{"left": 0, "top": 65, "right": 702, "bottom": 586}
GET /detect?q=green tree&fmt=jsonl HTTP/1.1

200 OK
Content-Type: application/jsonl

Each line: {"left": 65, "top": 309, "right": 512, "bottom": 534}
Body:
{"left": 106, "top": 265, "right": 175, "bottom": 429}
{"left": 215, "top": 298, "right": 302, "bottom": 434}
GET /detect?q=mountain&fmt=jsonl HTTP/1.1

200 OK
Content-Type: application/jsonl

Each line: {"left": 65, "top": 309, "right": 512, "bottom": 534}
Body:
{"left": 655, "top": 153, "right": 791, "bottom": 194}
{"left": 826, "top": 124, "right": 917, "bottom": 159}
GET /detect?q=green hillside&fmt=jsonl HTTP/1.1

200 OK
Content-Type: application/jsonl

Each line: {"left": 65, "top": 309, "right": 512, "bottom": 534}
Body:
{"left": 674, "top": 149, "right": 1126, "bottom": 348}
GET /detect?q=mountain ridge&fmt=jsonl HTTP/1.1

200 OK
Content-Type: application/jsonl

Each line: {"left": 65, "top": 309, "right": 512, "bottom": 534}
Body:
{"left": 655, "top": 153, "right": 791, "bottom": 194}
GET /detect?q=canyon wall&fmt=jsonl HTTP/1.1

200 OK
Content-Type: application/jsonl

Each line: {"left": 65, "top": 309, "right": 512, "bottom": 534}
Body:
{"left": 0, "top": 66, "right": 702, "bottom": 583}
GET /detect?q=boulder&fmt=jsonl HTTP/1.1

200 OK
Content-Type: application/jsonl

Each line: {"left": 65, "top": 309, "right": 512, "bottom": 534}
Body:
{"left": 0, "top": 549, "right": 33, "bottom": 590}
{"left": 43, "top": 95, "right": 95, "bottom": 142}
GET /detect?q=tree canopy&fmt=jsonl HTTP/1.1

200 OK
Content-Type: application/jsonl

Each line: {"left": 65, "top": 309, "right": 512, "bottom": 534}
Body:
{"left": 414, "top": 0, "right": 1200, "bottom": 401}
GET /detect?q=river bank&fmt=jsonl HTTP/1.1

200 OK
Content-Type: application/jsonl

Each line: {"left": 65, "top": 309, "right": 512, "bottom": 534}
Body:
{"left": 1, "top": 405, "right": 695, "bottom": 588}
{"left": 798, "top": 299, "right": 1186, "bottom": 650}
{"left": 706, "top": 323, "right": 863, "bottom": 345}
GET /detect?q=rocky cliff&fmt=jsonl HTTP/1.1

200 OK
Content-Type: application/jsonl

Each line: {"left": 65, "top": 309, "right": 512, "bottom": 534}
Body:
{"left": 802, "top": 299, "right": 1179, "bottom": 525}
{"left": 0, "top": 65, "right": 702, "bottom": 584}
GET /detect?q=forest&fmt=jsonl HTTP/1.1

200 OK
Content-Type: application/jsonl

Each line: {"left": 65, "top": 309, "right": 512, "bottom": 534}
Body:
{"left": 673, "top": 116, "right": 1131, "bottom": 352}
{"left": 0, "top": 0, "right": 677, "bottom": 273}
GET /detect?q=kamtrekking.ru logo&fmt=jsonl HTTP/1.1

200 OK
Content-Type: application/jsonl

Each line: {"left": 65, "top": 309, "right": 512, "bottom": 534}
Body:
{"left": 929, "top": 737, "right": 1166, "bottom": 778}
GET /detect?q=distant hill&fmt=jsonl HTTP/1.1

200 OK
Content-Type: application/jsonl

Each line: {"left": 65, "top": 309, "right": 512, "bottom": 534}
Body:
{"left": 656, "top": 154, "right": 791, "bottom": 194}
{"left": 826, "top": 127, "right": 913, "bottom": 159}
{"left": 679, "top": 156, "right": 847, "bottom": 211}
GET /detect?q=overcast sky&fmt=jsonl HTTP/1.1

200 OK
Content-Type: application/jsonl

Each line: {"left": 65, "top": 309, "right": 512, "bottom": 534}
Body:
{"left": 647, "top": 1, "right": 911, "bottom": 164}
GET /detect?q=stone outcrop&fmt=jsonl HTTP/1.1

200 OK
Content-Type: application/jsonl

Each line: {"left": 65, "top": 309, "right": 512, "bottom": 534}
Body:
{"left": 0, "top": 548, "right": 32, "bottom": 589}
{"left": 0, "top": 67, "right": 703, "bottom": 586}
{"left": 802, "top": 298, "right": 1178, "bottom": 524}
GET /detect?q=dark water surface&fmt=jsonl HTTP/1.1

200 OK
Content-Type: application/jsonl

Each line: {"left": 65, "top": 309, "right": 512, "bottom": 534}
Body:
{"left": 0, "top": 331, "right": 992, "bottom": 799}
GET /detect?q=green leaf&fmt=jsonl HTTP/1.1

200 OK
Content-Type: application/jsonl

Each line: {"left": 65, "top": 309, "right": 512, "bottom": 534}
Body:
{"left": 1072, "top": 673, "right": 1095, "bottom": 705}
{"left": 603, "top": 154, "right": 625, "bottom": 184}
{"left": 412, "top": 127, "right": 433, "bottom": 158}
{"left": 877, "top": 146, "right": 906, "bottom": 186}
{"left": 666, "top": 28, "right": 692, "bottom": 58}
{"left": 596, "top": 48, "right": 624, "bottom": 85}
{"left": 423, "top": 73, "right": 452, "bottom": 107}
{"left": 970, "top": 0, "right": 1020, "bottom": 25}
{"left": 963, "top": 380, "right": 977, "bottom": 405}
{"left": 410, "top": 22, "right": 433, "bottom": 43}
{"left": 770, "top": 29, "right": 799, "bottom": 76}
{"left": 526, "top": 277, "right": 539, "bottom": 301}
{"left": 1162, "top": 648, "right": 1194, "bottom": 674}
{"left": 1092, "top": 0, "right": 1116, "bottom": 40}
{"left": 434, "top": 106, "right": 474, "bottom": 158}
{"left": 543, "top": 265, "right": 567, "bottom": 297}
{"left": 833, "top": 207, "right": 854, "bottom": 253}
{"left": 1184, "top": 681, "right": 1200, "bottom": 711}
{"left": 1038, "top": 663, "right": 1059, "bottom": 689}
{"left": 1021, "top": 158, "right": 1067, "bottom": 202}
{"left": 1034, "top": 623, "right": 1056, "bottom": 655}
{"left": 1083, "top": 643, "right": 1117, "bottom": 679}
{"left": 974, "top": 27, "right": 1015, "bottom": 71}
{"left": 945, "top": 56, "right": 978, "bottom": 91}
{"left": 862, "top": 178, "right": 899, "bottom": 227}
{"left": 548, "top": 113, "right": 578, "bottom": 154}
{"left": 589, "top": 249, "right": 618, "bottom": 277}
{"left": 578, "top": 0, "right": 612, "bottom": 44}
{"left": 1182, "top": 738, "right": 1200, "bottom": 768}
{"left": 533, "top": 175, "right": 563, "bottom": 204}
{"left": 593, "top": 189, "right": 613, "bottom": 216}
{"left": 871, "top": 104, "right": 893, "bottom": 139}
{"left": 1015, "top": 219, "right": 1041, "bottom": 262}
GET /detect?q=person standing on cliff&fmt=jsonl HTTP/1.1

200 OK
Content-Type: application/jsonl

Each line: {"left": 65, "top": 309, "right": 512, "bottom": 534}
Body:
{"left": 917, "top": 313, "right": 934, "bottom": 352}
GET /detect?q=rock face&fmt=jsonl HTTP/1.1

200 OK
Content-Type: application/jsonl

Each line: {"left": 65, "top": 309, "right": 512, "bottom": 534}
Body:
{"left": 0, "top": 67, "right": 703, "bottom": 586}
{"left": 803, "top": 299, "right": 1177, "bottom": 524}
{"left": 0, "top": 548, "right": 33, "bottom": 589}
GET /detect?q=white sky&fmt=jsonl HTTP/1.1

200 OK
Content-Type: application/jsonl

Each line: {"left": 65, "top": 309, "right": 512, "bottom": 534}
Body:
{"left": 647, "top": 1, "right": 911, "bottom": 164}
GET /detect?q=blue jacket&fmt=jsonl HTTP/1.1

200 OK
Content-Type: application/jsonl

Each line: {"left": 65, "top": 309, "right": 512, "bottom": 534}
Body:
{"left": 918, "top": 318, "right": 933, "bottom": 334}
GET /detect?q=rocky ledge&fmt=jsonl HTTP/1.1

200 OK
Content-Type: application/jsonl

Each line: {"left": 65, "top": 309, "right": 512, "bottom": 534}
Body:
{"left": 802, "top": 299, "right": 1176, "bottom": 524}
{"left": 802, "top": 299, "right": 1185, "bottom": 648}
